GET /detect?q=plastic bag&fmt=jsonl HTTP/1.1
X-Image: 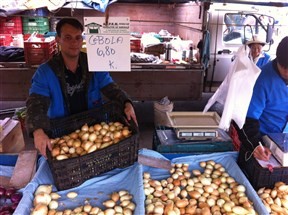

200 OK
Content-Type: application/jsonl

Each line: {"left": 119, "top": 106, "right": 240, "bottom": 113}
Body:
{"left": 203, "top": 45, "right": 261, "bottom": 130}
{"left": 154, "top": 96, "right": 174, "bottom": 127}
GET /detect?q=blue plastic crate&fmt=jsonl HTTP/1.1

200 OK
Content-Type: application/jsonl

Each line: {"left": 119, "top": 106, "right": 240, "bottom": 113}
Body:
{"left": 0, "top": 154, "right": 18, "bottom": 166}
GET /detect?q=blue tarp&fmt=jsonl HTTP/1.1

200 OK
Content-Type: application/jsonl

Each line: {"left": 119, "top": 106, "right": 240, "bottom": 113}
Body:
{"left": 140, "top": 149, "right": 269, "bottom": 215}
{"left": 14, "top": 156, "right": 145, "bottom": 215}
{"left": 0, "top": 165, "right": 14, "bottom": 178}
{"left": 13, "top": 149, "right": 269, "bottom": 215}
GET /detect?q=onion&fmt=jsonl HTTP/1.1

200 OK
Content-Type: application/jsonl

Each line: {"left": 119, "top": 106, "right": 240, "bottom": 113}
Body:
{"left": 10, "top": 192, "right": 22, "bottom": 203}
{"left": 0, "top": 206, "right": 11, "bottom": 213}
{"left": 5, "top": 188, "right": 16, "bottom": 199}
{"left": 0, "top": 210, "right": 12, "bottom": 215}
{"left": 0, "top": 187, "right": 6, "bottom": 198}
{"left": 10, "top": 202, "right": 18, "bottom": 211}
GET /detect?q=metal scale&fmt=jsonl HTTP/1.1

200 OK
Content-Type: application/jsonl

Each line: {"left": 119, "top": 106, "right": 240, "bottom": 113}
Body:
{"left": 166, "top": 112, "right": 221, "bottom": 140}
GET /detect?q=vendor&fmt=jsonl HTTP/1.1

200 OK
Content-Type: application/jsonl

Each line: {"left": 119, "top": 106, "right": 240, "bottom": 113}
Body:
{"left": 246, "top": 35, "right": 271, "bottom": 68}
{"left": 25, "top": 18, "right": 138, "bottom": 158}
{"left": 238, "top": 36, "right": 288, "bottom": 161}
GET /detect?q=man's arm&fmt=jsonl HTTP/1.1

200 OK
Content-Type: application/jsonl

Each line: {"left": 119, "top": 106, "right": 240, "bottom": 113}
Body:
{"left": 238, "top": 117, "right": 271, "bottom": 161}
{"left": 26, "top": 93, "right": 52, "bottom": 157}
{"left": 25, "top": 93, "right": 51, "bottom": 137}
{"left": 238, "top": 117, "right": 262, "bottom": 151}
{"left": 101, "top": 83, "right": 138, "bottom": 125}
{"left": 101, "top": 82, "right": 132, "bottom": 106}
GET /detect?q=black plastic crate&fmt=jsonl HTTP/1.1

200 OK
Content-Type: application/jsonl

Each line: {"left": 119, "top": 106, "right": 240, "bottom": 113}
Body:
{"left": 237, "top": 145, "right": 288, "bottom": 190}
{"left": 47, "top": 102, "right": 139, "bottom": 190}
{"left": 153, "top": 126, "right": 233, "bottom": 154}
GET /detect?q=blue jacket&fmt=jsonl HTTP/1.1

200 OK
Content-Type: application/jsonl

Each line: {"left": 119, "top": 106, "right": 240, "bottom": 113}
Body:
{"left": 26, "top": 52, "right": 132, "bottom": 135}
{"left": 246, "top": 60, "right": 288, "bottom": 134}
{"left": 29, "top": 63, "right": 113, "bottom": 118}
{"left": 256, "top": 52, "right": 271, "bottom": 68}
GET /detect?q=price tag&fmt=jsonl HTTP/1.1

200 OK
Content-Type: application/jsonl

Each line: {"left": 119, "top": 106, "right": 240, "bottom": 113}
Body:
{"left": 84, "top": 17, "right": 131, "bottom": 72}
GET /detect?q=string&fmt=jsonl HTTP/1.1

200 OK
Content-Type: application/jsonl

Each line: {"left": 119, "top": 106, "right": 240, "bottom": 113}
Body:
{"left": 241, "top": 128, "right": 259, "bottom": 161}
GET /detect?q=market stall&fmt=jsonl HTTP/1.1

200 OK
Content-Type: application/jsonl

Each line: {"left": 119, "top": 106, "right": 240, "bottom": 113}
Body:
{"left": 12, "top": 149, "right": 270, "bottom": 214}
{"left": 0, "top": 63, "right": 203, "bottom": 102}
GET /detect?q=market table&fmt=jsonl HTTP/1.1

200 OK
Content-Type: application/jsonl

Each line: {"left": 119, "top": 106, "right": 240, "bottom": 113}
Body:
{"left": 13, "top": 149, "right": 269, "bottom": 215}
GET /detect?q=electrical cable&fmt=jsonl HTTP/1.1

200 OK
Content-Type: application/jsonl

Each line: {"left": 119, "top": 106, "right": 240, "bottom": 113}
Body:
{"left": 241, "top": 127, "right": 260, "bottom": 161}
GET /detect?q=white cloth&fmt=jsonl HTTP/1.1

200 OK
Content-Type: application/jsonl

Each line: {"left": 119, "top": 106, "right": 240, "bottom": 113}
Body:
{"left": 203, "top": 45, "right": 261, "bottom": 130}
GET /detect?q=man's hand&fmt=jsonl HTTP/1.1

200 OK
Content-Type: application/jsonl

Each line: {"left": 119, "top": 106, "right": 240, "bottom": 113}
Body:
{"left": 253, "top": 145, "right": 271, "bottom": 161}
{"left": 124, "top": 102, "right": 138, "bottom": 126}
{"left": 33, "top": 128, "right": 52, "bottom": 158}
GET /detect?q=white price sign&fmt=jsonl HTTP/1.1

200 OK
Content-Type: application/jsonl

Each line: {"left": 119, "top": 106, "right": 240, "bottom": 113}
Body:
{"left": 84, "top": 17, "right": 131, "bottom": 72}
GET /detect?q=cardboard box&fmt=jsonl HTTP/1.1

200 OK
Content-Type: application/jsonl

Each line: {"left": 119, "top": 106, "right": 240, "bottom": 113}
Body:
{"left": 9, "top": 150, "right": 38, "bottom": 189}
{"left": 0, "top": 150, "right": 38, "bottom": 189}
{"left": 0, "top": 118, "right": 25, "bottom": 152}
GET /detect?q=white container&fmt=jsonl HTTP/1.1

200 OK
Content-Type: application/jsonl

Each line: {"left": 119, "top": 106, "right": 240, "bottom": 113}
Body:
{"left": 12, "top": 34, "right": 24, "bottom": 48}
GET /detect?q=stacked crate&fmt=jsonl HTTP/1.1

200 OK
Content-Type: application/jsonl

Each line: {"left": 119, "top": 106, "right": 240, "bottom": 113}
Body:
{"left": 24, "top": 38, "right": 57, "bottom": 65}
{"left": 22, "top": 17, "right": 57, "bottom": 65}
{"left": 0, "top": 16, "right": 22, "bottom": 46}
{"left": 22, "top": 17, "right": 49, "bottom": 35}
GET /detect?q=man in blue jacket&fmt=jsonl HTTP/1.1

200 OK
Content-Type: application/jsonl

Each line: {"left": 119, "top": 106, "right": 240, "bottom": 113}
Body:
{"left": 238, "top": 36, "right": 288, "bottom": 161}
{"left": 26, "top": 18, "right": 138, "bottom": 157}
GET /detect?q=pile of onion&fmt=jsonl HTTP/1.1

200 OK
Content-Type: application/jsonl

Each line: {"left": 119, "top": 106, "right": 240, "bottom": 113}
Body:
{"left": 143, "top": 161, "right": 256, "bottom": 215}
{"left": 50, "top": 121, "right": 132, "bottom": 160}
{"left": 0, "top": 186, "right": 23, "bottom": 214}
{"left": 258, "top": 181, "right": 288, "bottom": 214}
{"left": 30, "top": 184, "right": 136, "bottom": 215}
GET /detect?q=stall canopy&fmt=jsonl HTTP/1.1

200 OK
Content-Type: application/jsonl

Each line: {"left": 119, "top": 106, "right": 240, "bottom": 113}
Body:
{"left": 1, "top": 0, "right": 288, "bottom": 17}
{"left": 117, "top": 0, "right": 288, "bottom": 6}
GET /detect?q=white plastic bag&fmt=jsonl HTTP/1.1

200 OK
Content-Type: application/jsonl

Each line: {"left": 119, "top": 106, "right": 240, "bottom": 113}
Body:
{"left": 203, "top": 45, "right": 261, "bottom": 130}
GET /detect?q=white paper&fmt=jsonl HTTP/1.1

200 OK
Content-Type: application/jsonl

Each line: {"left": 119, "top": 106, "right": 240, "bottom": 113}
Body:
{"left": 256, "top": 155, "right": 281, "bottom": 168}
{"left": 84, "top": 17, "right": 131, "bottom": 72}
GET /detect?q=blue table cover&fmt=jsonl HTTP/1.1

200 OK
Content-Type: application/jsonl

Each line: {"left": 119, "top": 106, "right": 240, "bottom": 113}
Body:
{"left": 14, "top": 149, "right": 269, "bottom": 215}
{"left": 140, "top": 149, "right": 269, "bottom": 215}
{"left": 14, "top": 156, "right": 145, "bottom": 215}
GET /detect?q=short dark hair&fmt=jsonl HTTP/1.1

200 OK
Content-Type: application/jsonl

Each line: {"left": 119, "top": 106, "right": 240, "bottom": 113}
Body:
{"left": 276, "top": 36, "right": 288, "bottom": 68}
{"left": 56, "top": 18, "right": 84, "bottom": 37}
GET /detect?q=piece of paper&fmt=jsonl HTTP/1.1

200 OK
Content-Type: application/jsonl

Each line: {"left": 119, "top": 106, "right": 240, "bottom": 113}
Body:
{"left": 84, "top": 17, "right": 131, "bottom": 72}
{"left": 256, "top": 155, "right": 281, "bottom": 168}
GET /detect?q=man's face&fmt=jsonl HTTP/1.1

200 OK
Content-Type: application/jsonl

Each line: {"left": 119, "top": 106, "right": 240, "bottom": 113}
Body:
{"left": 56, "top": 24, "right": 83, "bottom": 58}
{"left": 250, "top": 43, "right": 263, "bottom": 59}
{"left": 277, "top": 63, "right": 288, "bottom": 80}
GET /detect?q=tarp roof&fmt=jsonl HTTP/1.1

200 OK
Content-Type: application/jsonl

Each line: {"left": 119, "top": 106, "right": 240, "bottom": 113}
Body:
{"left": 118, "top": 0, "right": 288, "bottom": 6}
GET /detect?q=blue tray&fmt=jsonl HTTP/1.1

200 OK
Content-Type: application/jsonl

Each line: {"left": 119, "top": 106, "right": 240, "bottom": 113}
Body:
{"left": 0, "top": 154, "right": 18, "bottom": 166}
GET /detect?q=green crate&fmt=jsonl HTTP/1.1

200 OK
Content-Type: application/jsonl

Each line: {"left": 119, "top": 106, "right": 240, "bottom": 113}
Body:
{"left": 22, "top": 17, "right": 49, "bottom": 34}
{"left": 153, "top": 126, "right": 234, "bottom": 154}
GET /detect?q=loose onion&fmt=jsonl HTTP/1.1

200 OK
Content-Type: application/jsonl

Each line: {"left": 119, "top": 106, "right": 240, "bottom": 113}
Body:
{"left": 81, "top": 124, "right": 89, "bottom": 132}
{"left": 67, "top": 192, "right": 78, "bottom": 199}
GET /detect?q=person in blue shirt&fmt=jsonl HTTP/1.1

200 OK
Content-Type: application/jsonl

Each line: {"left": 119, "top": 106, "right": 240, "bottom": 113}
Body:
{"left": 238, "top": 36, "right": 288, "bottom": 161}
{"left": 26, "top": 18, "right": 138, "bottom": 157}
{"left": 246, "top": 35, "right": 271, "bottom": 68}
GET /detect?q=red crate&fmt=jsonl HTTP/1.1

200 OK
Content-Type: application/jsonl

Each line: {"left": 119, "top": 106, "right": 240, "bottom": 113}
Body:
{"left": 0, "top": 16, "right": 22, "bottom": 35}
{"left": 24, "top": 39, "right": 57, "bottom": 65}
{"left": 130, "top": 38, "right": 141, "bottom": 52}
{"left": 0, "top": 34, "right": 13, "bottom": 46}
{"left": 23, "top": 34, "right": 44, "bottom": 41}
